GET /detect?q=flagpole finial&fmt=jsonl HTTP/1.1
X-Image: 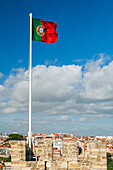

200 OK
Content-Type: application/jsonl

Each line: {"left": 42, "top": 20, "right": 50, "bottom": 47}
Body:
{"left": 29, "top": 13, "right": 32, "bottom": 17}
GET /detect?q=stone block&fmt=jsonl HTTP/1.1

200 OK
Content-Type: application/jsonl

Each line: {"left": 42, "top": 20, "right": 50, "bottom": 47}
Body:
{"left": 22, "top": 168, "right": 31, "bottom": 170}
{"left": 100, "top": 156, "right": 107, "bottom": 162}
{"left": 11, "top": 167, "right": 22, "bottom": 170}
{"left": 60, "top": 161, "right": 67, "bottom": 168}
{"left": 48, "top": 153, "right": 52, "bottom": 158}
{"left": 68, "top": 161, "right": 79, "bottom": 168}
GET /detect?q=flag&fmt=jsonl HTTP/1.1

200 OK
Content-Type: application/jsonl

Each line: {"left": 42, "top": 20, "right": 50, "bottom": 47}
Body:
{"left": 32, "top": 18, "right": 58, "bottom": 43}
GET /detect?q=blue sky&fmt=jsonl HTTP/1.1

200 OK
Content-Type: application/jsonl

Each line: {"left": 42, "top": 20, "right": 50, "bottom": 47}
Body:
{"left": 1, "top": 0, "right": 113, "bottom": 136}
{"left": 1, "top": 0, "right": 113, "bottom": 73}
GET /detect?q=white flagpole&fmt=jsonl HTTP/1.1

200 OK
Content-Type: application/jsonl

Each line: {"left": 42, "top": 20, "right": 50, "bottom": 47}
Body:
{"left": 28, "top": 13, "right": 32, "bottom": 154}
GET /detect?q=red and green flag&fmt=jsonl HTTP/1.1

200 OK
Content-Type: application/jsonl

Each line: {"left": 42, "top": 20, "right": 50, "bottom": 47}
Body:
{"left": 32, "top": 18, "right": 58, "bottom": 43}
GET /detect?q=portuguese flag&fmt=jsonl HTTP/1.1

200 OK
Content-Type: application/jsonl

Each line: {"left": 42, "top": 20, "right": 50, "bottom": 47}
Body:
{"left": 32, "top": 18, "right": 58, "bottom": 43}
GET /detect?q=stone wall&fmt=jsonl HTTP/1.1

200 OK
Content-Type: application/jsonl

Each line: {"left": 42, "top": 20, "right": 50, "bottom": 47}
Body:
{"left": 9, "top": 140, "right": 107, "bottom": 170}
{"left": 62, "top": 141, "right": 78, "bottom": 161}
{"left": 37, "top": 141, "right": 53, "bottom": 161}
{"left": 9, "top": 141, "right": 26, "bottom": 162}
{"left": 88, "top": 142, "right": 107, "bottom": 170}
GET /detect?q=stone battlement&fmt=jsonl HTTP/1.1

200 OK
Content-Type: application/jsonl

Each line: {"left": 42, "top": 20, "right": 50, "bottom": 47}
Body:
{"left": 9, "top": 140, "right": 107, "bottom": 170}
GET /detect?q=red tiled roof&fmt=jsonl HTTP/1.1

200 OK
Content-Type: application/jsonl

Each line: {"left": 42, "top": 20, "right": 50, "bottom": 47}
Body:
{"left": 53, "top": 148, "right": 58, "bottom": 150}
{"left": 96, "top": 138, "right": 101, "bottom": 140}
{"left": 78, "top": 137, "right": 81, "bottom": 139}
{"left": 0, "top": 145, "right": 11, "bottom": 148}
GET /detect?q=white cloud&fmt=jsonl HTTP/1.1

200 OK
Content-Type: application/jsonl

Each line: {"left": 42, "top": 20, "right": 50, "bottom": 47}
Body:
{"left": 56, "top": 116, "right": 69, "bottom": 121}
{"left": 79, "top": 118, "right": 88, "bottom": 122}
{"left": 0, "top": 72, "right": 3, "bottom": 78}
{"left": 1, "top": 54, "right": 113, "bottom": 124}
{"left": 18, "top": 59, "right": 23, "bottom": 63}
{"left": 73, "top": 59, "right": 83, "bottom": 62}
{"left": 44, "top": 58, "right": 58, "bottom": 66}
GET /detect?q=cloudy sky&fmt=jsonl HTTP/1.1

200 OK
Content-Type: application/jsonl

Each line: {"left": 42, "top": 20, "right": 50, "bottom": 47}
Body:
{"left": 1, "top": 0, "right": 113, "bottom": 136}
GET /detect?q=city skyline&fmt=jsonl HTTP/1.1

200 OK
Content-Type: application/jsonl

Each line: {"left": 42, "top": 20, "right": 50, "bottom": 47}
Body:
{"left": 1, "top": 0, "right": 113, "bottom": 136}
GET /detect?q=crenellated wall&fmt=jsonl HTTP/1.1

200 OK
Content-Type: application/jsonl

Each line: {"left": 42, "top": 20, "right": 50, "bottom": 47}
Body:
{"left": 9, "top": 140, "right": 107, "bottom": 170}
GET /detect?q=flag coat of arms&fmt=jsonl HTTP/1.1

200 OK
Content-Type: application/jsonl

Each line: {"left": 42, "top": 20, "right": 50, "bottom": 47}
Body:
{"left": 32, "top": 18, "right": 58, "bottom": 43}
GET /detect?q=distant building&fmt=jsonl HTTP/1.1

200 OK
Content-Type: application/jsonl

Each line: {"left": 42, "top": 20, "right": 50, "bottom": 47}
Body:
{"left": 0, "top": 146, "right": 11, "bottom": 155}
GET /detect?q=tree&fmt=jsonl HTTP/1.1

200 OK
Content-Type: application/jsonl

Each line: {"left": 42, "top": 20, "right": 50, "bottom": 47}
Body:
{"left": 107, "top": 153, "right": 111, "bottom": 157}
{"left": 8, "top": 134, "right": 23, "bottom": 140}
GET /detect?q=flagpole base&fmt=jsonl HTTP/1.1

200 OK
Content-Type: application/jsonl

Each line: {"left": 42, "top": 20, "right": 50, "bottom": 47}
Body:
{"left": 28, "top": 132, "right": 32, "bottom": 161}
